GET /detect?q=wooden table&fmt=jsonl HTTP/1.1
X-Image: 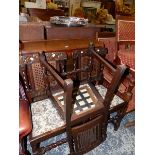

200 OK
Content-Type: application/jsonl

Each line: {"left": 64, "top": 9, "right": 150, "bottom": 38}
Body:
{"left": 20, "top": 39, "right": 102, "bottom": 55}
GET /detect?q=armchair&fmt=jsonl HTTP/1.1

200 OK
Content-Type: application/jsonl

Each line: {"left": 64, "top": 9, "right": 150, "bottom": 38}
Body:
{"left": 19, "top": 42, "right": 128, "bottom": 154}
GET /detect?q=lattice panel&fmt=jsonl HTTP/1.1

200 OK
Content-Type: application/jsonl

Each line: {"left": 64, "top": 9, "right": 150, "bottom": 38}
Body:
{"left": 118, "top": 20, "right": 135, "bottom": 41}
{"left": 32, "top": 63, "right": 45, "bottom": 91}
{"left": 31, "top": 61, "right": 57, "bottom": 91}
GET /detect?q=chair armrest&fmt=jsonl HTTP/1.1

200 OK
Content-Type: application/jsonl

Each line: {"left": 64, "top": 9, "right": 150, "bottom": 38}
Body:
{"left": 91, "top": 48, "right": 116, "bottom": 73}
{"left": 103, "top": 64, "right": 128, "bottom": 106}
{"left": 39, "top": 52, "right": 66, "bottom": 87}
{"left": 39, "top": 52, "right": 73, "bottom": 121}
{"left": 91, "top": 48, "right": 128, "bottom": 106}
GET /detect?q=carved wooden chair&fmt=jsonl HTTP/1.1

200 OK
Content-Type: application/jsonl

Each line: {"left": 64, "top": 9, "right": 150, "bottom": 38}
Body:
{"left": 19, "top": 43, "right": 128, "bottom": 154}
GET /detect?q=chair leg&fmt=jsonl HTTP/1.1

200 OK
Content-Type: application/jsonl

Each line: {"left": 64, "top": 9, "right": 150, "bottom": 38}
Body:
{"left": 66, "top": 129, "right": 75, "bottom": 154}
{"left": 113, "top": 115, "right": 122, "bottom": 131}
{"left": 31, "top": 142, "right": 41, "bottom": 155}
{"left": 20, "top": 137, "right": 31, "bottom": 155}
{"left": 112, "top": 104, "right": 128, "bottom": 131}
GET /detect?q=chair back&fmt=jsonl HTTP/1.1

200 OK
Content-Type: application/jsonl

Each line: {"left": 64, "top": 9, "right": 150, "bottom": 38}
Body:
{"left": 19, "top": 51, "right": 67, "bottom": 102}
{"left": 115, "top": 16, "right": 135, "bottom": 69}
{"left": 71, "top": 115, "right": 106, "bottom": 154}
{"left": 116, "top": 16, "right": 135, "bottom": 50}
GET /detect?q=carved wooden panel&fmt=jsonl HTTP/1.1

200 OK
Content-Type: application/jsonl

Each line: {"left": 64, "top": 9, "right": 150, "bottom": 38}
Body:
{"left": 19, "top": 52, "right": 67, "bottom": 100}
{"left": 72, "top": 115, "right": 105, "bottom": 154}
{"left": 78, "top": 47, "right": 107, "bottom": 81}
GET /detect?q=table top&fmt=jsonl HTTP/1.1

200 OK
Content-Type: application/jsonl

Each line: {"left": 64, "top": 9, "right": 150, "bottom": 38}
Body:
{"left": 20, "top": 39, "right": 102, "bottom": 55}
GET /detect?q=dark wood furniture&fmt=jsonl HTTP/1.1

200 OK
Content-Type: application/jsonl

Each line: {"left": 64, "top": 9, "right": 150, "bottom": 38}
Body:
{"left": 19, "top": 39, "right": 102, "bottom": 53}
{"left": 27, "top": 8, "right": 65, "bottom": 21}
{"left": 19, "top": 22, "right": 101, "bottom": 42}
{"left": 19, "top": 22, "right": 45, "bottom": 42}
{"left": 115, "top": 15, "right": 135, "bottom": 112}
{"left": 19, "top": 81, "right": 32, "bottom": 155}
{"left": 19, "top": 39, "right": 129, "bottom": 154}
{"left": 45, "top": 26, "right": 100, "bottom": 40}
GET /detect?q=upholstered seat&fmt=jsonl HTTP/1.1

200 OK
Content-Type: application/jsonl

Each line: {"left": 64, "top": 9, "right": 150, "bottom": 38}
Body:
{"left": 31, "top": 99, "right": 65, "bottom": 137}
{"left": 95, "top": 85, "right": 124, "bottom": 108}
{"left": 31, "top": 84, "right": 125, "bottom": 138}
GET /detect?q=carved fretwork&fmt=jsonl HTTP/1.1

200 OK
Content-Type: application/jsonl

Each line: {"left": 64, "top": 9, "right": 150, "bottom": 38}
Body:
{"left": 20, "top": 52, "right": 67, "bottom": 65}
{"left": 19, "top": 52, "right": 67, "bottom": 101}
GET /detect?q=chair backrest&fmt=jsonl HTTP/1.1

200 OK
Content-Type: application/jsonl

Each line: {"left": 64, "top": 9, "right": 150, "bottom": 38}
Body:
{"left": 115, "top": 15, "right": 135, "bottom": 62}
{"left": 19, "top": 51, "right": 67, "bottom": 102}
{"left": 53, "top": 43, "right": 108, "bottom": 82}
{"left": 27, "top": 8, "right": 65, "bottom": 21}
{"left": 116, "top": 16, "right": 135, "bottom": 48}
{"left": 71, "top": 115, "right": 106, "bottom": 154}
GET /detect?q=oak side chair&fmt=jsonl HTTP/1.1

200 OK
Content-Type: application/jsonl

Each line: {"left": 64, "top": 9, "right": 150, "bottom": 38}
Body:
{"left": 20, "top": 43, "right": 128, "bottom": 155}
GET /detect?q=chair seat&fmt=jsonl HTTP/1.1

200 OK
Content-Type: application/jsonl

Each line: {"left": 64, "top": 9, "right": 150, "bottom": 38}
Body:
{"left": 31, "top": 84, "right": 124, "bottom": 138}
{"left": 31, "top": 99, "right": 65, "bottom": 137}
{"left": 118, "top": 50, "right": 135, "bottom": 69}
{"left": 95, "top": 85, "right": 124, "bottom": 108}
